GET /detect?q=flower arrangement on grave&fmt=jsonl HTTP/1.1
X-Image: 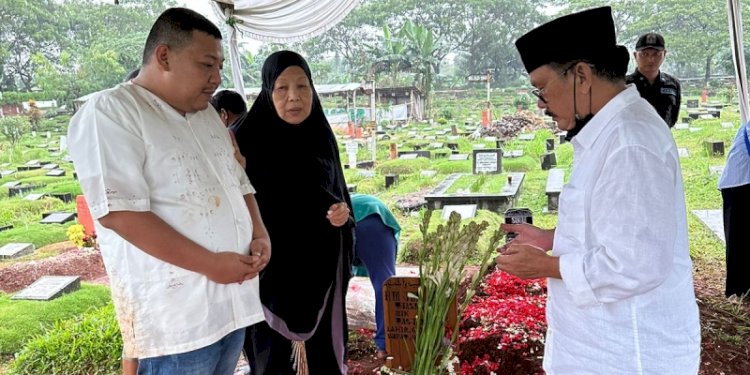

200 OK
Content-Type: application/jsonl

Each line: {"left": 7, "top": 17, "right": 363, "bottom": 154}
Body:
{"left": 66, "top": 224, "right": 97, "bottom": 249}
{"left": 409, "top": 210, "right": 504, "bottom": 375}
{"left": 457, "top": 268, "right": 547, "bottom": 374}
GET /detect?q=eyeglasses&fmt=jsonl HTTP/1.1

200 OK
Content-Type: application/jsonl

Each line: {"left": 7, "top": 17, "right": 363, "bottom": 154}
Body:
{"left": 530, "top": 68, "right": 572, "bottom": 104}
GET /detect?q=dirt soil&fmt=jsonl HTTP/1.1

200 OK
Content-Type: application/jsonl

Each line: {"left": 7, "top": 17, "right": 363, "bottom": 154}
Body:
{"left": 1, "top": 244, "right": 748, "bottom": 374}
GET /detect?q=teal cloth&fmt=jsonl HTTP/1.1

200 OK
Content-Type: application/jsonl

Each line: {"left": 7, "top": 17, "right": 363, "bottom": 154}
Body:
{"left": 350, "top": 194, "right": 401, "bottom": 242}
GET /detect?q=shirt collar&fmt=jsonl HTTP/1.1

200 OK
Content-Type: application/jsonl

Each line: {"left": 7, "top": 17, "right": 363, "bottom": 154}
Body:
{"left": 573, "top": 85, "right": 642, "bottom": 150}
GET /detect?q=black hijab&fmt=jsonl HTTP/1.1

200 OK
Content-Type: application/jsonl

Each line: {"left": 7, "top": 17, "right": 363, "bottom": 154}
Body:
{"left": 234, "top": 50, "right": 354, "bottom": 334}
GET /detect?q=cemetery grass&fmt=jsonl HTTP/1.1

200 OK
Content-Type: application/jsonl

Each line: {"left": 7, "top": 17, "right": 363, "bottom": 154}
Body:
{"left": 0, "top": 284, "right": 111, "bottom": 358}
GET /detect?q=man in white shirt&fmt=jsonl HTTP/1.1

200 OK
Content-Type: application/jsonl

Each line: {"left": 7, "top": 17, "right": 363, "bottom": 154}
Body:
{"left": 496, "top": 6, "right": 700, "bottom": 374}
{"left": 67, "top": 8, "right": 270, "bottom": 375}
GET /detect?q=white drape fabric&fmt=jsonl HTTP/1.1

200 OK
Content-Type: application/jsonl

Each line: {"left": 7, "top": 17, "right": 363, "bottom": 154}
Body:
{"left": 727, "top": 0, "right": 749, "bottom": 125}
{"left": 211, "top": 0, "right": 359, "bottom": 95}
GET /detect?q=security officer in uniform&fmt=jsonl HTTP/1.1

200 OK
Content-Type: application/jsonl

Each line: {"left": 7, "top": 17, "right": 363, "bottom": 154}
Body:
{"left": 626, "top": 33, "right": 681, "bottom": 127}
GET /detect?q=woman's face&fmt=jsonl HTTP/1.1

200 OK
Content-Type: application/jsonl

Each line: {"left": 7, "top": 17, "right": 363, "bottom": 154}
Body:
{"left": 272, "top": 66, "right": 313, "bottom": 125}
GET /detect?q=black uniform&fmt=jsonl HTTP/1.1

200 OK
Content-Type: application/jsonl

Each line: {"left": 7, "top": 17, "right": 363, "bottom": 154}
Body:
{"left": 626, "top": 70, "right": 681, "bottom": 127}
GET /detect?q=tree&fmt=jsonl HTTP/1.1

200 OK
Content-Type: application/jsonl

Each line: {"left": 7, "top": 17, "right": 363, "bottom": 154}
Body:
{"left": 0, "top": 115, "right": 28, "bottom": 161}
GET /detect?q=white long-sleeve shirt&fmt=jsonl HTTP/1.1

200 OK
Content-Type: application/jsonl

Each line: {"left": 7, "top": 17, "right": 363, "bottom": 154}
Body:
{"left": 546, "top": 85, "right": 700, "bottom": 374}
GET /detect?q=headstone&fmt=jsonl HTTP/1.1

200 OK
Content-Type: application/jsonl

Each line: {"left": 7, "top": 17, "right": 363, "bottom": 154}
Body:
{"left": 678, "top": 148, "right": 689, "bottom": 158}
{"left": 441, "top": 204, "right": 477, "bottom": 220}
{"left": 686, "top": 99, "right": 699, "bottom": 108}
{"left": 699, "top": 114, "right": 713, "bottom": 120}
{"left": 450, "top": 124, "right": 458, "bottom": 136}
{"left": 448, "top": 154, "right": 469, "bottom": 161}
{"left": 346, "top": 141, "right": 358, "bottom": 168}
{"left": 2, "top": 180, "right": 21, "bottom": 188}
{"left": 26, "top": 160, "right": 40, "bottom": 166}
{"left": 505, "top": 150, "right": 524, "bottom": 158}
{"left": 46, "top": 169, "right": 66, "bottom": 177}
{"left": 541, "top": 152, "right": 557, "bottom": 170}
{"left": 473, "top": 149, "right": 502, "bottom": 174}
{"left": 0, "top": 243, "right": 35, "bottom": 259}
{"left": 420, "top": 170, "right": 437, "bottom": 178}
{"left": 472, "top": 143, "right": 486, "bottom": 149}
{"left": 75, "top": 195, "right": 96, "bottom": 236}
{"left": 42, "top": 163, "right": 58, "bottom": 170}
{"left": 0, "top": 170, "right": 15, "bottom": 178}
{"left": 357, "top": 169, "right": 375, "bottom": 178}
{"left": 721, "top": 122, "right": 735, "bottom": 129}
{"left": 385, "top": 174, "right": 399, "bottom": 189}
{"left": 558, "top": 132, "right": 568, "bottom": 143}
{"left": 17, "top": 165, "right": 42, "bottom": 171}
{"left": 9, "top": 184, "right": 40, "bottom": 197}
{"left": 709, "top": 165, "right": 725, "bottom": 176}
{"left": 692, "top": 210, "right": 725, "bottom": 244}
{"left": 50, "top": 192, "right": 74, "bottom": 203}
{"left": 546, "top": 138, "right": 555, "bottom": 151}
{"left": 518, "top": 134, "right": 535, "bottom": 141}
{"left": 24, "top": 193, "right": 47, "bottom": 201}
{"left": 429, "top": 142, "right": 444, "bottom": 149}
{"left": 347, "top": 184, "right": 357, "bottom": 193}
{"left": 689, "top": 127, "right": 702, "bottom": 133}
{"left": 40, "top": 212, "right": 76, "bottom": 224}
{"left": 446, "top": 142, "right": 459, "bottom": 151}
{"left": 398, "top": 153, "right": 418, "bottom": 160}
{"left": 545, "top": 168, "right": 565, "bottom": 212}
{"left": 674, "top": 123, "right": 689, "bottom": 130}
{"left": 0, "top": 224, "right": 13, "bottom": 232}
{"left": 704, "top": 140, "right": 725, "bottom": 156}
{"left": 12, "top": 276, "right": 81, "bottom": 301}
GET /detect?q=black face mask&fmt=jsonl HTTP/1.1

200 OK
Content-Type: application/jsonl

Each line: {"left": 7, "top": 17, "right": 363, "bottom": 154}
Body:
{"left": 566, "top": 70, "right": 593, "bottom": 141}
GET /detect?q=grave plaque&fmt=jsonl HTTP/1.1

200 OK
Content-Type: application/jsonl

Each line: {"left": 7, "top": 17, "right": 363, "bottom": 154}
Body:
{"left": 12, "top": 275, "right": 80, "bottom": 301}
{"left": 76, "top": 195, "right": 96, "bottom": 236}
{"left": 473, "top": 149, "right": 502, "bottom": 174}
{"left": 0, "top": 170, "right": 15, "bottom": 178}
{"left": 357, "top": 169, "right": 376, "bottom": 178}
{"left": 25, "top": 160, "right": 40, "bottom": 166}
{"left": 686, "top": 99, "right": 699, "bottom": 108}
{"left": 46, "top": 169, "right": 66, "bottom": 177}
{"left": 541, "top": 152, "right": 557, "bottom": 170}
{"left": 674, "top": 123, "right": 689, "bottom": 130}
{"left": 0, "top": 224, "right": 13, "bottom": 232}
{"left": 385, "top": 174, "right": 399, "bottom": 189}
{"left": 709, "top": 165, "right": 725, "bottom": 176}
{"left": 429, "top": 142, "right": 444, "bottom": 149}
{"left": 24, "top": 193, "right": 46, "bottom": 201}
{"left": 505, "top": 150, "right": 524, "bottom": 158}
{"left": 678, "top": 148, "right": 689, "bottom": 158}
{"left": 721, "top": 122, "right": 735, "bottom": 129}
{"left": 9, "top": 184, "right": 40, "bottom": 198}
{"left": 347, "top": 184, "right": 357, "bottom": 193}
{"left": 50, "top": 192, "right": 74, "bottom": 203}
{"left": 472, "top": 143, "right": 486, "bottom": 149}
{"left": 448, "top": 154, "right": 469, "bottom": 161}
{"left": 441, "top": 204, "right": 477, "bottom": 220}
{"left": 384, "top": 277, "right": 457, "bottom": 371}
{"left": 42, "top": 163, "right": 58, "bottom": 170}
{"left": 518, "top": 134, "right": 535, "bottom": 141}
{"left": 398, "top": 153, "right": 418, "bottom": 160}
{"left": 558, "top": 132, "right": 568, "bottom": 144}
{"left": 546, "top": 138, "right": 555, "bottom": 151}
{"left": 704, "top": 140, "right": 725, "bottom": 157}
{"left": 689, "top": 127, "right": 702, "bottom": 133}
{"left": 420, "top": 170, "right": 437, "bottom": 178}
{"left": 2, "top": 181, "right": 21, "bottom": 188}
{"left": 40, "top": 212, "right": 76, "bottom": 224}
{"left": 446, "top": 142, "right": 459, "bottom": 151}
{"left": 0, "top": 243, "right": 35, "bottom": 259}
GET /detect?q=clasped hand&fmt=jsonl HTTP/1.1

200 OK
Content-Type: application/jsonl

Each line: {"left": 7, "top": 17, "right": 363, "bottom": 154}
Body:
{"left": 327, "top": 202, "right": 350, "bottom": 227}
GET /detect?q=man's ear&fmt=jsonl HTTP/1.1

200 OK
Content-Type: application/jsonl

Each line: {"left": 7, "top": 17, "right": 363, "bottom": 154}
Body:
{"left": 154, "top": 44, "right": 171, "bottom": 71}
{"left": 574, "top": 62, "right": 594, "bottom": 92}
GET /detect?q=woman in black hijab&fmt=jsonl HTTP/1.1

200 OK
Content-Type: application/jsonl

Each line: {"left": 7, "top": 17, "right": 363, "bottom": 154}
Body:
{"left": 234, "top": 50, "right": 354, "bottom": 375}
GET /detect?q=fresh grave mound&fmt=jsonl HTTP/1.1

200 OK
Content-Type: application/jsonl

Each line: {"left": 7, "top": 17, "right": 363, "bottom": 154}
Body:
{"left": 0, "top": 245, "right": 107, "bottom": 293}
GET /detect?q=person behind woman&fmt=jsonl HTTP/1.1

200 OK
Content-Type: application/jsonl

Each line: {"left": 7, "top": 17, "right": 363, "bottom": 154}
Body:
{"left": 350, "top": 193, "right": 400, "bottom": 359}
{"left": 234, "top": 50, "right": 354, "bottom": 375}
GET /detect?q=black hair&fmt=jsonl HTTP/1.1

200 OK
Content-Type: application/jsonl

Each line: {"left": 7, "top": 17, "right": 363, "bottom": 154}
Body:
{"left": 123, "top": 68, "right": 140, "bottom": 82}
{"left": 142, "top": 7, "right": 222, "bottom": 65}
{"left": 210, "top": 90, "right": 247, "bottom": 114}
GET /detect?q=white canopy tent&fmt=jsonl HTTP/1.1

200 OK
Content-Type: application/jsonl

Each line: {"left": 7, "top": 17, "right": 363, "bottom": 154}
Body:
{"left": 209, "top": 0, "right": 360, "bottom": 98}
